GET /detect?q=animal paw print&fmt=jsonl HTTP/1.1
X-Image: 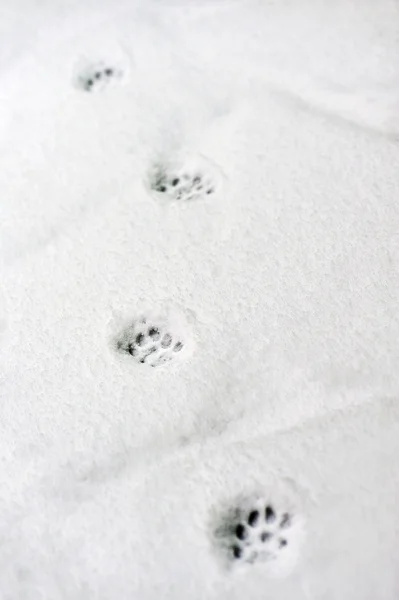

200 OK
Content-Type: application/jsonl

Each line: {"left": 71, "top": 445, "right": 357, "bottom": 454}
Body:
{"left": 148, "top": 154, "right": 224, "bottom": 203}
{"left": 117, "top": 311, "right": 194, "bottom": 368}
{"left": 230, "top": 503, "right": 293, "bottom": 564}
{"left": 75, "top": 62, "right": 126, "bottom": 93}
{"left": 216, "top": 495, "right": 304, "bottom": 571}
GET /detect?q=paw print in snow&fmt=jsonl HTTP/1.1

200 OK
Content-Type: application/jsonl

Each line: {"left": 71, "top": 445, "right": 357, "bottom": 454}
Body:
{"left": 117, "top": 310, "right": 194, "bottom": 368}
{"left": 147, "top": 154, "right": 225, "bottom": 203}
{"left": 75, "top": 62, "right": 127, "bottom": 93}
{"left": 214, "top": 493, "right": 304, "bottom": 574}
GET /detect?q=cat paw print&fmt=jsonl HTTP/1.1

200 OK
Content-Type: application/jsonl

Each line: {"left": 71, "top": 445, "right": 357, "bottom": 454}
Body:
{"left": 75, "top": 61, "right": 127, "bottom": 93}
{"left": 147, "top": 154, "right": 225, "bottom": 203}
{"left": 116, "top": 310, "right": 195, "bottom": 368}
{"left": 214, "top": 493, "right": 304, "bottom": 574}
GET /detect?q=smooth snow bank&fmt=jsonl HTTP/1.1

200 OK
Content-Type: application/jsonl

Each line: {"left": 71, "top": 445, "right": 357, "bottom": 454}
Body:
{"left": 1, "top": 1, "right": 399, "bottom": 599}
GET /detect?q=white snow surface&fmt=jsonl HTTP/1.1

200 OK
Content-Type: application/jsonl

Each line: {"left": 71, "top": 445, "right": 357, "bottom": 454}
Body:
{"left": 1, "top": 0, "right": 399, "bottom": 598}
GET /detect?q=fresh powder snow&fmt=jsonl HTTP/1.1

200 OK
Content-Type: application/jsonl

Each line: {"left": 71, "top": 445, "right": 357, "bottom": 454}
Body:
{"left": 1, "top": 1, "right": 399, "bottom": 599}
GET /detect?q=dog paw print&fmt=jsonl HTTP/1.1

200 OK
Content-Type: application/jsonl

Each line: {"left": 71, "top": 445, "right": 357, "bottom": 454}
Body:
{"left": 75, "top": 62, "right": 127, "bottom": 93}
{"left": 116, "top": 310, "right": 194, "bottom": 368}
{"left": 215, "top": 495, "right": 304, "bottom": 573}
{"left": 147, "top": 154, "right": 225, "bottom": 203}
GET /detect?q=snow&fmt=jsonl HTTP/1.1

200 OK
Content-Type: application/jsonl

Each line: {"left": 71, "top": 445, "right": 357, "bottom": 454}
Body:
{"left": 1, "top": 0, "right": 399, "bottom": 598}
